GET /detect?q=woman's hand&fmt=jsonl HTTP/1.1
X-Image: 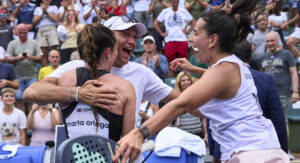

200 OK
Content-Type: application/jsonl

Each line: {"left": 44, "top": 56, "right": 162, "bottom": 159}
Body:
{"left": 170, "top": 58, "right": 194, "bottom": 72}
{"left": 113, "top": 128, "right": 144, "bottom": 163}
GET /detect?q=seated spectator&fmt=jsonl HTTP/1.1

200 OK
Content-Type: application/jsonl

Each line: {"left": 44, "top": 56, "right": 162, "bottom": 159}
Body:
{"left": 135, "top": 35, "right": 168, "bottom": 80}
{"left": 38, "top": 50, "right": 61, "bottom": 80}
{"left": 27, "top": 103, "right": 60, "bottom": 146}
{"left": 33, "top": 0, "right": 59, "bottom": 66}
{"left": 137, "top": 100, "right": 159, "bottom": 125}
{"left": 108, "top": 0, "right": 126, "bottom": 16}
{"left": 0, "top": 88, "right": 27, "bottom": 146}
{"left": 59, "top": 9, "right": 84, "bottom": 64}
{"left": 174, "top": 71, "right": 206, "bottom": 138}
{"left": 12, "top": 0, "right": 36, "bottom": 39}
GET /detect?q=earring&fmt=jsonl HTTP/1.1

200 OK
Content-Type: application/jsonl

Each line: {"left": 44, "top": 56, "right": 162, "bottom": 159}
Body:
{"left": 208, "top": 45, "right": 212, "bottom": 48}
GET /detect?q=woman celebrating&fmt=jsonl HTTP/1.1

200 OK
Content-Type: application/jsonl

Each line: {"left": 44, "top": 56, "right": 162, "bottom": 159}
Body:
{"left": 27, "top": 103, "right": 60, "bottom": 146}
{"left": 113, "top": 0, "right": 289, "bottom": 162}
{"left": 175, "top": 71, "right": 206, "bottom": 139}
{"left": 59, "top": 9, "right": 84, "bottom": 64}
{"left": 58, "top": 24, "right": 136, "bottom": 142}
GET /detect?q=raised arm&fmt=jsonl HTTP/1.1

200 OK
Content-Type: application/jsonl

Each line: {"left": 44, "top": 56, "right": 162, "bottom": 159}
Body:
{"left": 290, "top": 66, "right": 299, "bottom": 103}
{"left": 113, "top": 62, "right": 238, "bottom": 162}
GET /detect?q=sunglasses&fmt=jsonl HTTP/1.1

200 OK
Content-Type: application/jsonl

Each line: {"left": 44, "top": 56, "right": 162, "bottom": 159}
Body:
{"left": 173, "top": 13, "right": 177, "bottom": 21}
{"left": 108, "top": 15, "right": 137, "bottom": 28}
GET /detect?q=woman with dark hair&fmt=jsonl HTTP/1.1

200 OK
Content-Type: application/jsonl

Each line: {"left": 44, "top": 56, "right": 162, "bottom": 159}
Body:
{"left": 57, "top": 24, "right": 136, "bottom": 142}
{"left": 113, "top": 0, "right": 289, "bottom": 162}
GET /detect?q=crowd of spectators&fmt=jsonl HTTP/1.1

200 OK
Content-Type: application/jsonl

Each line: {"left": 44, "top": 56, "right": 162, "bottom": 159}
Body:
{"left": 0, "top": 0, "right": 299, "bottom": 160}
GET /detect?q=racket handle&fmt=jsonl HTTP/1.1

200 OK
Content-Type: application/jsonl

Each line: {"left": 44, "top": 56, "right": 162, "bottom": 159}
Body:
{"left": 141, "top": 140, "right": 155, "bottom": 153}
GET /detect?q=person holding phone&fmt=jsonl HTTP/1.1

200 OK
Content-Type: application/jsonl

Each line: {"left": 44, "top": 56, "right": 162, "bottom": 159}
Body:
{"left": 5, "top": 24, "right": 42, "bottom": 114}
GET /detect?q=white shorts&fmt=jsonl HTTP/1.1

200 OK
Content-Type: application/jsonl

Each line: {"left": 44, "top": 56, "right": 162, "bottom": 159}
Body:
{"left": 290, "top": 27, "right": 300, "bottom": 39}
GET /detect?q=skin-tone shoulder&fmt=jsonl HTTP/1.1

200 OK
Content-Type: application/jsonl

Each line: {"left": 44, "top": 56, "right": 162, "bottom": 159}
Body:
{"left": 58, "top": 68, "right": 136, "bottom": 136}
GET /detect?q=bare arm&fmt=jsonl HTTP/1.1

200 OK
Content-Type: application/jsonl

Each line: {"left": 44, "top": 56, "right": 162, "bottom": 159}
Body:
{"left": 197, "top": 0, "right": 208, "bottom": 8}
{"left": 185, "top": 0, "right": 196, "bottom": 10}
{"left": 50, "top": 109, "right": 60, "bottom": 130}
{"left": 83, "top": 7, "right": 94, "bottom": 20}
{"left": 147, "top": 0, "right": 157, "bottom": 15}
{"left": 122, "top": 82, "right": 136, "bottom": 136}
{"left": 160, "top": 89, "right": 180, "bottom": 103}
{"left": 23, "top": 76, "right": 119, "bottom": 109}
{"left": 32, "top": 15, "right": 43, "bottom": 27}
{"left": 0, "top": 79, "right": 19, "bottom": 89}
{"left": 290, "top": 66, "right": 299, "bottom": 103}
{"left": 185, "top": 19, "right": 195, "bottom": 34}
{"left": 5, "top": 55, "right": 26, "bottom": 63}
{"left": 114, "top": 62, "right": 237, "bottom": 162}
{"left": 26, "top": 105, "right": 38, "bottom": 129}
{"left": 20, "top": 129, "right": 27, "bottom": 146}
{"left": 170, "top": 58, "right": 207, "bottom": 76}
{"left": 27, "top": 54, "right": 42, "bottom": 62}
{"left": 154, "top": 19, "right": 167, "bottom": 37}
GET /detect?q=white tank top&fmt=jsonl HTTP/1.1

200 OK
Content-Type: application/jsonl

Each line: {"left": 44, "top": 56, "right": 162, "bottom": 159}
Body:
{"left": 199, "top": 55, "right": 280, "bottom": 160}
{"left": 65, "top": 103, "right": 109, "bottom": 138}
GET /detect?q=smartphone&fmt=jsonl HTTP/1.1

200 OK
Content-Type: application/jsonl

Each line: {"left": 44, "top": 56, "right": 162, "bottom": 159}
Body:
{"left": 22, "top": 52, "right": 27, "bottom": 57}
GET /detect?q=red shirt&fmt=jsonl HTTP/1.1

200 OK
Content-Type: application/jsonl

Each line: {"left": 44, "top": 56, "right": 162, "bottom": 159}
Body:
{"left": 107, "top": 6, "right": 127, "bottom": 16}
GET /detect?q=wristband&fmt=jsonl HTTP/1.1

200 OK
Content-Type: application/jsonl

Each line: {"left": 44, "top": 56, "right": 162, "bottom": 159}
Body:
{"left": 75, "top": 87, "right": 80, "bottom": 102}
{"left": 68, "top": 87, "right": 72, "bottom": 102}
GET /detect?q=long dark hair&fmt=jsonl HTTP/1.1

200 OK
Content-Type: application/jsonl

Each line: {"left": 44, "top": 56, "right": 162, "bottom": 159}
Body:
{"left": 77, "top": 24, "right": 116, "bottom": 131}
{"left": 200, "top": 0, "right": 260, "bottom": 53}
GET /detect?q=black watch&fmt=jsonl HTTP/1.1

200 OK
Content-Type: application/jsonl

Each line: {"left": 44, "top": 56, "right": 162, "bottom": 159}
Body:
{"left": 138, "top": 125, "right": 149, "bottom": 139}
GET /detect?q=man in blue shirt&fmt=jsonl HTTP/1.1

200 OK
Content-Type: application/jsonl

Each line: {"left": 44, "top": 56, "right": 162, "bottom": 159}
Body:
{"left": 12, "top": 0, "right": 36, "bottom": 39}
{"left": 135, "top": 35, "right": 168, "bottom": 80}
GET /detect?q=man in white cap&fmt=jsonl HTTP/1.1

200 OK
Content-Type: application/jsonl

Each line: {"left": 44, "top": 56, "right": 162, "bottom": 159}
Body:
{"left": 23, "top": 16, "right": 179, "bottom": 128}
{"left": 136, "top": 35, "right": 168, "bottom": 80}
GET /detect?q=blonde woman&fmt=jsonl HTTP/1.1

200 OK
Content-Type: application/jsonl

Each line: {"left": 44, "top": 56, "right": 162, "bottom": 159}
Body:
{"left": 59, "top": 9, "right": 84, "bottom": 64}
{"left": 175, "top": 71, "right": 206, "bottom": 139}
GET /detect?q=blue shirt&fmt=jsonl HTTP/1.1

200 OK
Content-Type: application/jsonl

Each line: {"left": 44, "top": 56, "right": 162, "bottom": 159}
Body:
{"left": 0, "top": 63, "right": 17, "bottom": 91}
{"left": 135, "top": 54, "right": 168, "bottom": 80}
{"left": 12, "top": 3, "right": 36, "bottom": 24}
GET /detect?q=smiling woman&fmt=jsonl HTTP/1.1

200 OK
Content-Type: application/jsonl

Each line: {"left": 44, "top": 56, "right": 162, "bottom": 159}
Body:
{"left": 112, "top": 0, "right": 290, "bottom": 162}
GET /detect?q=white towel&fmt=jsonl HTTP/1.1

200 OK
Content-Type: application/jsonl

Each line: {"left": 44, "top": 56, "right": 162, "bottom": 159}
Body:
{"left": 155, "top": 127, "right": 206, "bottom": 157}
{"left": 0, "top": 144, "right": 19, "bottom": 159}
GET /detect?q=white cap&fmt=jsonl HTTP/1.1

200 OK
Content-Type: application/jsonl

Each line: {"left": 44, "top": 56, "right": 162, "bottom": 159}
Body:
{"left": 142, "top": 35, "right": 155, "bottom": 44}
{"left": 57, "top": 25, "right": 68, "bottom": 42}
{"left": 104, "top": 16, "right": 147, "bottom": 37}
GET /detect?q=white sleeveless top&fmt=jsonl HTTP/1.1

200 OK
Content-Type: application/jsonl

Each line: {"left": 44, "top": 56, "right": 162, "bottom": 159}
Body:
{"left": 65, "top": 103, "right": 109, "bottom": 138}
{"left": 199, "top": 55, "right": 280, "bottom": 160}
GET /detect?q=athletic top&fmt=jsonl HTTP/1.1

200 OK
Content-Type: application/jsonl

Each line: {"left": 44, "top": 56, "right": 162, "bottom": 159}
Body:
{"left": 199, "top": 55, "right": 280, "bottom": 160}
{"left": 64, "top": 67, "right": 123, "bottom": 142}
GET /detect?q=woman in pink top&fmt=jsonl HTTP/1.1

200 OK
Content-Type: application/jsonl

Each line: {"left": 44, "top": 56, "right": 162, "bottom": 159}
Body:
{"left": 27, "top": 103, "right": 60, "bottom": 146}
